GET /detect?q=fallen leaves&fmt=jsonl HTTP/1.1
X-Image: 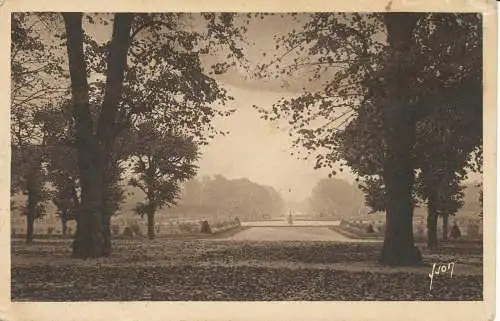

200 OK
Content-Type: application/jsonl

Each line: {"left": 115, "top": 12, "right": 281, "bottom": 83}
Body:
{"left": 11, "top": 238, "right": 483, "bottom": 301}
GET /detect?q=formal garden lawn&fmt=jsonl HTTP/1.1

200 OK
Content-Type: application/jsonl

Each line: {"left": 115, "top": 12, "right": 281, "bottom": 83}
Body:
{"left": 11, "top": 237, "right": 483, "bottom": 301}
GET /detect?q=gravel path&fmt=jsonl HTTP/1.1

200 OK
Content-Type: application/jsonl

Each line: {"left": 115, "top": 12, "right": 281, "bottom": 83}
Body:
{"left": 222, "top": 226, "right": 379, "bottom": 242}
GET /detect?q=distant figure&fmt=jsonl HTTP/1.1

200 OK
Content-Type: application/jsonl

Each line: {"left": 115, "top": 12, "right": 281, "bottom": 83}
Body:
{"left": 122, "top": 226, "right": 134, "bottom": 238}
{"left": 200, "top": 220, "right": 212, "bottom": 234}
{"left": 287, "top": 213, "right": 293, "bottom": 225}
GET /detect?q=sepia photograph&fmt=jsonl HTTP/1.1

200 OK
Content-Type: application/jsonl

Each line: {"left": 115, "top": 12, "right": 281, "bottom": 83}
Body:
{"left": 4, "top": 0, "right": 497, "bottom": 320}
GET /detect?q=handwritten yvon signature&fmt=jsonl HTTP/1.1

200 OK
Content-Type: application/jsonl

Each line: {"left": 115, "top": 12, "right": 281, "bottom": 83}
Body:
{"left": 428, "top": 262, "right": 455, "bottom": 291}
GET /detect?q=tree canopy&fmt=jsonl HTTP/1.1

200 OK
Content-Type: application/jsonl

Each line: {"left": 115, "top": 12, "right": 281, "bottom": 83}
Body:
{"left": 127, "top": 121, "right": 199, "bottom": 238}
{"left": 254, "top": 13, "right": 482, "bottom": 265}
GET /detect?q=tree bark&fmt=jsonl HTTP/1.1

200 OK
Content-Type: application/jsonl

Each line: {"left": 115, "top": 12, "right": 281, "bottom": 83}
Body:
{"left": 147, "top": 211, "right": 155, "bottom": 240}
{"left": 63, "top": 13, "right": 134, "bottom": 258}
{"left": 426, "top": 193, "right": 439, "bottom": 249}
{"left": 442, "top": 213, "right": 449, "bottom": 241}
{"left": 96, "top": 12, "right": 134, "bottom": 255}
{"left": 145, "top": 156, "right": 157, "bottom": 240}
{"left": 380, "top": 150, "right": 421, "bottom": 265}
{"left": 63, "top": 13, "right": 105, "bottom": 258}
{"left": 378, "top": 13, "right": 423, "bottom": 266}
{"left": 26, "top": 173, "right": 38, "bottom": 244}
{"left": 61, "top": 213, "right": 68, "bottom": 236}
{"left": 102, "top": 213, "right": 112, "bottom": 255}
{"left": 26, "top": 214, "right": 35, "bottom": 243}
{"left": 101, "top": 163, "right": 116, "bottom": 256}
{"left": 26, "top": 204, "right": 35, "bottom": 244}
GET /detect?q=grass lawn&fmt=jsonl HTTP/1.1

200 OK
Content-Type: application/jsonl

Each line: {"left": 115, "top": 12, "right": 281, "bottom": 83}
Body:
{"left": 11, "top": 237, "right": 483, "bottom": 301}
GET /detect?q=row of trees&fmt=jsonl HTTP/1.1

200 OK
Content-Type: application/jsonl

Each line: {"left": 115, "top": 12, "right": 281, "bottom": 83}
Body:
{"left": 307, "top": 178, "right": 365, "bottom": 218}
{"left": 11, "top": 99, "right": 201, "bottom": 242}
{"left": 256, "top": 13, "right": 482, "bottom": 265}
{"left": 11, "top": 13, "right": 245, "bottom": 255}
{"left": 12, "top": 12, "right": 483, "bottom": 266}
{"left": 175, "top": 175, "right": 285, "bottom": 221}
{"left": 306, "top": 177, "right": 482, "bottom": 239}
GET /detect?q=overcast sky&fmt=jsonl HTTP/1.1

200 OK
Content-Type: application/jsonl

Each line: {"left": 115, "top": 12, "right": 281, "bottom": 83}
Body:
{"left": 190, "top": 13, "right": 356, "bottom": 202}
{"left": 194, "top": 82, "right": 355, "bottom": 202}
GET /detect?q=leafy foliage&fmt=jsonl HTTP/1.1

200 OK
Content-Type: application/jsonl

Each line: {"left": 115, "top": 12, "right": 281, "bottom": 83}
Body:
{"left": 11, "top": 13, "right": 65, "bottom": 195}
{"left": 252, "top": 13, "right": 481, "bottom": 264}
{"left": 12, "top": 12, "right": 248, "bottom": 253}
{"left": 254, "top": 12, "right": 482, "bottom": 215}
{"left": 11, "top": 13, "right": 66, "bottom": 149}
{"left": 15, "top": 153, "right": 50, "bottom": 220}
{"left": 127, "top": 121, "right": 199, "bottom": 218}
{"left": 81, "top": 13, "right": 245, "bottom": 146}
{"left": 36, "top": 101, "right": 126, "bottom": 220}
{"left": 10, "top": 13, "right": 70, "bottom": 243}
{"left": 254, "top": 13, "right": 481, "bottom": 178}
{"left": 12, "top": 240, "right": 483, "bottom": 301}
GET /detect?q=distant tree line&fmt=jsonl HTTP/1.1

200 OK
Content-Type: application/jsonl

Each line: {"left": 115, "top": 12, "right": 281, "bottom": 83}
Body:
{"left": 306, "top": 178, "right": 365, "bottom": 218}
{"left": 307, "top": 178, "right": 482, "bottom": 228}
{"left": 173, "top": 175, "right": 285, "bottom": 221}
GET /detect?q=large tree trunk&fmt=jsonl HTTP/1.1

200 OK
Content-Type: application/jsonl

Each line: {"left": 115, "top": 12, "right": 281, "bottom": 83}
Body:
{"left": 64, "top": 13, "right": 105, "bottom": 258}
{"left": 101, "top": 166, "right": 114, "bottom": 256}
{"left": 145, "top": 157, "right": 157, "bottom": 240}
{"left": 380, "top": 151, "right": 421, "bottom": 265}
{"left": 100, "top": 158, "right": 124, "bottom": 255}
{"left": 95, "top": 12, "right": 134, "bottom": 183}
{"left": 147, "top": 211, "right": 155, "bottom": 240}
{"left": 442, "top": 214, "right": 449, "bottom": 241}
{"left": 378, "top": 13, "right": 423, "bottom": 266}
{"left": 102, "top": 213, "right": 112, "bottom": 256}
{"left": 426, "top": 194, "right": 439, "bottom": 249}
{"left": 96, "top": 13, "right": 134, "bottom": 255}
{"left": 26, "top": 173, "right": 38, "bottom": 244}
{"left": 63, "top": 13, "right": 134, "bottom": 258}
{"left": 26, "top": 214, "right": 35, "bottom": 243}
{"left": 26, "top": 197, "right": 35, "bottom": 244}
{"left": 61, "top": 213, "right": 68, "bottom": 236}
